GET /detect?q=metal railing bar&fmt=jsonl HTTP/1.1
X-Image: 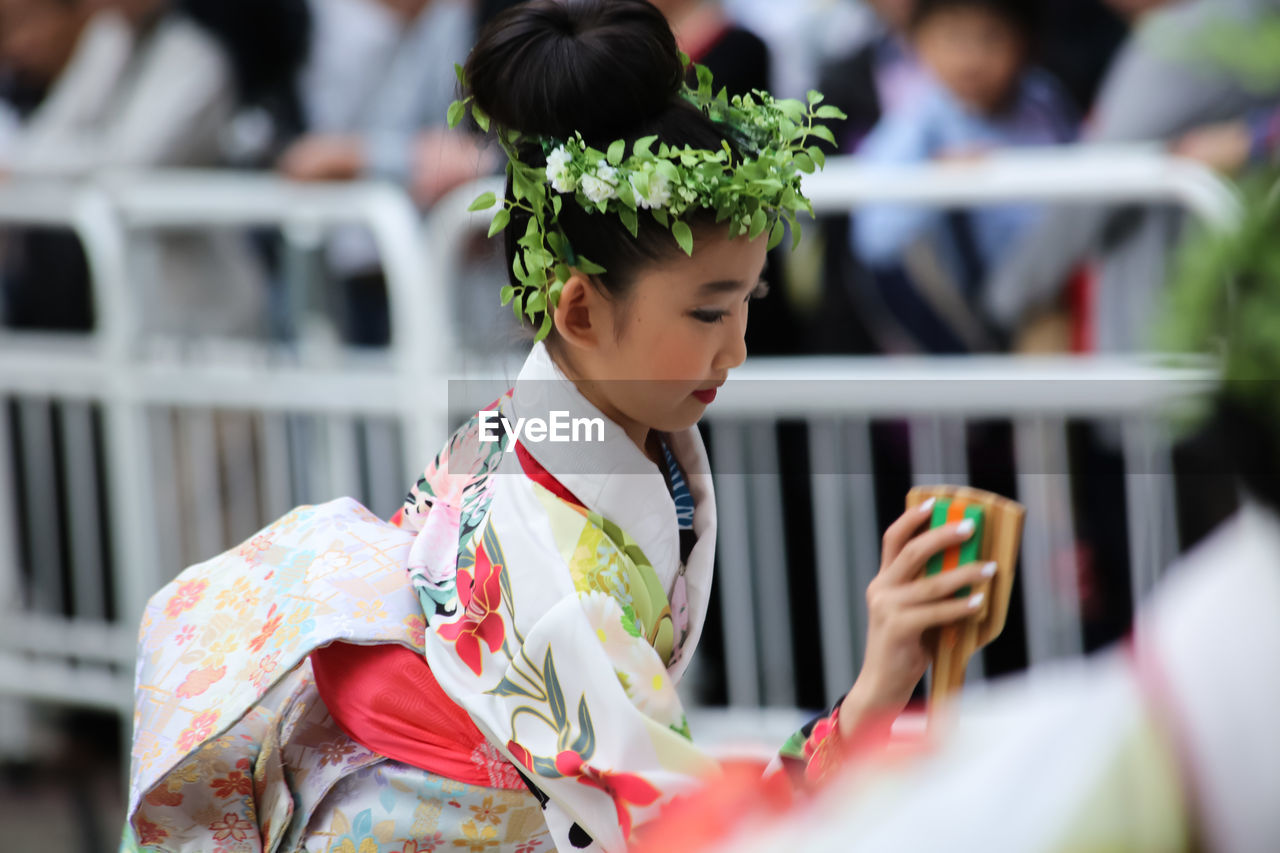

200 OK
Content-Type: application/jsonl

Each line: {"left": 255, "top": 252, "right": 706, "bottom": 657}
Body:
{"left": 710, "top": 422, "right": 761, "bottom": 707}
{"left": 1014, "top": 417, "right": 1084, "bottom": 663}
{"left": 62, "top": 401, "right": 107, "bottom": 621}
{"left": 18, "top": 398, "right": 64, "bottom": 615}
{"left": 746, "top": 422, "right": 795, "bottom": 708}
{"left": 808, "top": 419, "right": 857, "bottom": 705}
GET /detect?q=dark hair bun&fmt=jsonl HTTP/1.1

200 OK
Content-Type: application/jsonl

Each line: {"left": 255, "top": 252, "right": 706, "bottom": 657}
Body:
{"left": 466, "top": 0, "right": 684, "bottom": 144}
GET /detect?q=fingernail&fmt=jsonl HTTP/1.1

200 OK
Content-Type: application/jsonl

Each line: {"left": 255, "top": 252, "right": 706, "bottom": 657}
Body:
{"left": 919, "top": 497, "right": 936, "bottom": 513}
{"left": 981, "top": 561, "right": 997, "bottom": 578}
{"left": 968, "top": 592, "right": 985, "bottom": 609}
{"left": 956, "top": 519, "right": 975, "bottom": 538}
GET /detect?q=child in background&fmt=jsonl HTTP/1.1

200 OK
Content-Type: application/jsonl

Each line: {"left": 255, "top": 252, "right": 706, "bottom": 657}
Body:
{"left": 852, "top": 0, "right": 1077, "bottom": 353}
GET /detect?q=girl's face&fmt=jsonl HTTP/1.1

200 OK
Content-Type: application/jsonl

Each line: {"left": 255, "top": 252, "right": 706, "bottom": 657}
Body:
{"left": 550, "top": 230, "right": 768, "bottom": 449}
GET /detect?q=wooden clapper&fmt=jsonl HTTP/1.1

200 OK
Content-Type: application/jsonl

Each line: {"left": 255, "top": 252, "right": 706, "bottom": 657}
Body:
{"left": 905, "top": 486, "right": 1025, "bottom": 719}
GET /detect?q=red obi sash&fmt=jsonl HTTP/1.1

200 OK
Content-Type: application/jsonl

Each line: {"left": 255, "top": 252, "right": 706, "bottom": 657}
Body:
{"left": 310, "top": 642, "right": 525, "bottom": 789}
{"left": 310, "top": 441, "right": 582, "bottom": 790}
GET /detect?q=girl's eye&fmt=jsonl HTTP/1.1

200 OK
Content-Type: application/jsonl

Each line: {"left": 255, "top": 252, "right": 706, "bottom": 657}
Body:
{"left": 691, "top": 309, "right": 728, "bottom": 324}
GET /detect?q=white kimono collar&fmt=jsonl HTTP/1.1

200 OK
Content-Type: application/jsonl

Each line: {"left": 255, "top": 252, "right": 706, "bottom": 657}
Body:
{"left": 502, "top": 342, "right": 717, "bottom": 681}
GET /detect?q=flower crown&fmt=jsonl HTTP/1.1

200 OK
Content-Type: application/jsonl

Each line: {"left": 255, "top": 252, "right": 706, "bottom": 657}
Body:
{"left": 448, "top": 59, "right": 845, "bottom": 341}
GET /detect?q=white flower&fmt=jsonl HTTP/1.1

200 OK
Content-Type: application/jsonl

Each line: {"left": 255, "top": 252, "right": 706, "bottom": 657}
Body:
{"left": 545, "top": 145, "right": 577, "bottom": 193}
{"left": 618, "top": 642, "right": 684, "bottom": 728}
{"left": 581, "top": 164, "right": 619, "bottom": 204}
{"left": 579, "top": 591, "right": 635, "bottom": 659}
{"left": 629, "top": 170, "right": 672, "bottom": 210}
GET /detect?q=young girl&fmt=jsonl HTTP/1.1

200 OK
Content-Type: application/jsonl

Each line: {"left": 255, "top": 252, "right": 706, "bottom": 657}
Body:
{"left": 123, "top": 2, "right": 992, "bottom": 850}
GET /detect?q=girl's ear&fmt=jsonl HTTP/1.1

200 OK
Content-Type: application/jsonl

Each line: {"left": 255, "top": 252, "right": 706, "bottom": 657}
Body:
{"left": 551, "top": 272, "right": 605, "bottom": 353}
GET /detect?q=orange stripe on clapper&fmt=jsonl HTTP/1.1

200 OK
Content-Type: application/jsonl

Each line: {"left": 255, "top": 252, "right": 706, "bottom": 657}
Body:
{"left": 941, "top": 499, "right": 967, "bottom": 649}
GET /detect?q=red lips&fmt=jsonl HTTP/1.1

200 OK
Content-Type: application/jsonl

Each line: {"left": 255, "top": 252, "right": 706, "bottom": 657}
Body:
{"left": 693, "top": 387, "right": 718, "bottom": 404}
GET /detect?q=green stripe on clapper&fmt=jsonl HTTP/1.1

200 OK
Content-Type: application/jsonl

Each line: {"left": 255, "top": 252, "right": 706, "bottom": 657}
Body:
{"left": 925, "top": 498, "right": 952, "bottom": 576}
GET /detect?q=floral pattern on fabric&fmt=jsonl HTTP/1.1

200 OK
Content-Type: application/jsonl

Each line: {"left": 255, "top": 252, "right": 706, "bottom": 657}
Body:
{"left": 406, "top": 425, "right": 720, "bottom": 851}
{"left": 126, "top": 500, "right": 424, "bottom": 847}
{"left": 123, "top": 657, "right": 550, "bottom": 853}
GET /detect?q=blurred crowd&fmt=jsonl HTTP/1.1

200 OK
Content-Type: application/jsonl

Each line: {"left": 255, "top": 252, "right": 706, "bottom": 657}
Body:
{"left": 0, "top": 0, "right": 1278, "bottom": 351}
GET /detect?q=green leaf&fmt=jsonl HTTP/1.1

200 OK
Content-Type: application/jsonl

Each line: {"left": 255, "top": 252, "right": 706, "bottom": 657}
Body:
{"left": 619, "top": 206, "right": 639, "bottom": 238}
{"left": 620, "top": 604, "right": 642, "bottom": 638}
{"left": 552, "top": 195, "right": 563, "bottom": 216}
{"left": 487, "top": 675, "right": 538, "bottom": 699}
{"left": 607, "top": 139, "right": 626, "bottom": 167}
{"left": 807, "top": 146, "right": 826, "bottom": 169}
{"left": 471, "top": 104, "right": 490, "bottom": 133}
{"left": 568, "top": 697, "right": 596, "bottom": 757}
{"left": 526, "top": 290, "right": 546, "bottom": 313}
{"left": 768, "top": 218, "right": 785, "bottom": 251}
{"left": 815, "top": 104, "right": 847, "bottom": 120}
{"left": 546, "top": 231, "right": 564, "bottom": 257}
{"left": 672, "top": 220, "right": 694, "bottom": 256}
{"left": 446, "top": 100, "right": 466, "bottom": 129}
{"left": 791, "top": 218, "right": 804, "bottom": 251}
{"left": 776, "top": 99, "right": 805, "bottom": 121}
{"left": 806, "top": 89, "right": 824, "bottom": 105}
{"left": 810, "top": 124, "right": 837, "bottom": 147}
{"left": 793, "top": 153, "right": 816, "bottom": 174}
{"left": 500, "top": 284, "right": 515, "bottom": 305}
{"left": 575, "top": 255, "right": 606, "bottom": 276}
{"left": 535, "top": 312, "right": 553, "bottom": 343}
{"left": 633, "top": 135, "right": 658, "bottom": 157}
{"left": 554, "top": 263, "right": 571, "bottom": 283}
{"left": 487, "top": 208, "right": 510, "bottom": 238}
{"left": 748, "top": 208, "right": 768, "bottom": 241}
{"left": 468, "top": 191, "right": 496, "bottom": 212}
{"left": 615, "top": 179, "right": 636, "bottom": 210}
{"left": 652, "top": 208, "right": 669, "bottom": 228}
{"left": 696, "top": 64, "right": 714, "bottom": 100}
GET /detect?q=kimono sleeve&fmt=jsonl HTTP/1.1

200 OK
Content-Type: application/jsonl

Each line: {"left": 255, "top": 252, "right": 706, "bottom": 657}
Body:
{"left": 419, "top": 522, "right": 719, "bottom": 852}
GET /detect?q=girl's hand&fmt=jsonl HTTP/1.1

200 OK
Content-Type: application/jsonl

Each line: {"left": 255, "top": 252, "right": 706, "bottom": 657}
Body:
{"left": 838, "top": 499, "right": 996, "bottom": 740}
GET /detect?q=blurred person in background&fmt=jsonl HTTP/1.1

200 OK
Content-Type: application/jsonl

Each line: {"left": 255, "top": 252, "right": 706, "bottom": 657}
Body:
{"left": 722, "top": 0, "right": 868, "bottom": 99}
{"left": 819, "top": 0, "right": 926, "bottom": 156}
{"left": 978, "top": 0, "right": 1279, "bottom": 648}
{"left": 281, "top": 0, "right": 487, "bottom": 346}
{"left": 1174, "top": 100, "right": 1280, "bottom": 174}
{"left": 0, "top": 0, "right": 94, "bottom": 329}
{"left": 851, "top": 0, "right": 1077, "bottom": 353}
{"left": 983, "top": 0, "right": 1280, "bottom": 354}
{"left": 805, "top": 0, "right": 924, "bottom": 356}
{"left": 0, "top": 0, "right": 310, "bottom": 337}
{"left": 650, "top": 0, "right": 770, "bottom": 98}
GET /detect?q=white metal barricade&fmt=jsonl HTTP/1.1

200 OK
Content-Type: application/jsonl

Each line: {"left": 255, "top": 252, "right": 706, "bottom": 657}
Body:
{"left": 0, "top": 147, "right": 1235, "bottom": 743}
{"left": 0, "top": 174, "right": 455, "bottom": 744}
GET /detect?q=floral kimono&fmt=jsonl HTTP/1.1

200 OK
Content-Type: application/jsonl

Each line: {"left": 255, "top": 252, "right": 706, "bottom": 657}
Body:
{"left": 125, "top": 342, "right": 835, "bottom": 853}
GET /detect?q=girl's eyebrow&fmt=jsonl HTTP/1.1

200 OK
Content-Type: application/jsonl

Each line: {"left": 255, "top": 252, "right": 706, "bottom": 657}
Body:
{"left": 695, "top": 278, "right": 753, "bottom": 296}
